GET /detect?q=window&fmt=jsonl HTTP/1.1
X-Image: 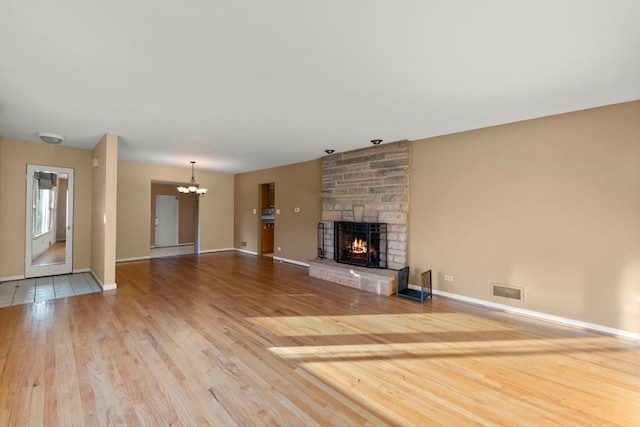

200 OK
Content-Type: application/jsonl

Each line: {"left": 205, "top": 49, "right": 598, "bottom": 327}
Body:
{"left": 33, "top": 173, "right": 56, "bottom": 236}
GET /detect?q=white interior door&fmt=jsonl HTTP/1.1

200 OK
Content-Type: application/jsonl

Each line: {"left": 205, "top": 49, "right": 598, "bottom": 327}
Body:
{"left": 155, "top": 195, "right": 179, "bottom": 247}
{"left": 25, "top": 165, "right": 74, "bottom": 278}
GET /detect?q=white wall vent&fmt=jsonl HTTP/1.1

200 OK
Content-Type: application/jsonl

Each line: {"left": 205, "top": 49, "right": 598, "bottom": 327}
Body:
{"left": 491, "top": 283, "right": 524, "bottom": 301}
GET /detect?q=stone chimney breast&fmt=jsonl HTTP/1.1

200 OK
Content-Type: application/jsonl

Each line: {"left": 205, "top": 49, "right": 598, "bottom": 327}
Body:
{"left": 321, "top": 140, "right": 409, "bottom": 270}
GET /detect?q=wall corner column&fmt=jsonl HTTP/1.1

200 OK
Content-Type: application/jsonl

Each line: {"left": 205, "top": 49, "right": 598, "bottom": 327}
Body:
{"left": 91, "top": 133, "right": 118, "bottom": 289}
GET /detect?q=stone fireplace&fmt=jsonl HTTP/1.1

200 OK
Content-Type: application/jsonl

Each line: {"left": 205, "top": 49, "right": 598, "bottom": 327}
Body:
{"left": 309, "top": 140, "right": 410, "bottom": 295}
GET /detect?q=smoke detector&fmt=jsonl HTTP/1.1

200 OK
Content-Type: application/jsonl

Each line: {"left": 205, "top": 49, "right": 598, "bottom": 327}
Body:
{"left": 37, "top": 132, "right": 64, "bottom": 145}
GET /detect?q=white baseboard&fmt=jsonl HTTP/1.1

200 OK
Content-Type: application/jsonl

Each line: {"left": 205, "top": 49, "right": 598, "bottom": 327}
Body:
{"left": 0, "top": 274, "right": 24, "bottom": 282}
{"left": 273, "top": 257, "right": 309, "bottom": 267}
{"left": 200, "top": 247, "right": 235, "bottom": 254}
{"left": 229, "top": 248, "right": 309, "bottom": 267}
{"left": 233, "top": 248, "right": 258, "bottom": 256}
{"left": 117, "top": 248, "right": 236, "bottom": 262}
{"left": 88, "top": 270, "right": 116, "bottom": 291}
{"left": 2, "top": 269, "right": 91, "bottom": 282}
{"left": 116, "top": 256, "right": 150, "bottom": 263}
{"left": 413, "top": 285, "right": 640, "bottom": 341}
{"left": 102, "top": 283, "right": 117, "bottom": 291}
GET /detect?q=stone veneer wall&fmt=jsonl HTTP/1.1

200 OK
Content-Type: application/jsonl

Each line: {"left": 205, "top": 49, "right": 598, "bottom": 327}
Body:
{"left": 321, "top": 140, "right": 409, "bottom": 270}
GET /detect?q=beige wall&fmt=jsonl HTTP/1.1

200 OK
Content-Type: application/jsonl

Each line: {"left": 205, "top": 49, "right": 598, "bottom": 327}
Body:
{"left": 0, "top": 138, "right": 93, "bottom": 279}
{"left": 91, "top": 134, "right": 118, "bottom": 288}
{"left": 408, "top": 101, "right": 640, "bottom": 333}
{"left": 234, "top": 159, "right": 322, "bottom": 263}
{"left": 116, "top": 160, "right": 234, "bottom": 260}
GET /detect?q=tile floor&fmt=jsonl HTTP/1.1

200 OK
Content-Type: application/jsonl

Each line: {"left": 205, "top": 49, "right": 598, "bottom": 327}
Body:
{"left": 0, "top": 273, "right": 101, "bottom": 308}
{"left": 150, "top": 244, "right": 195, "bottom": 258}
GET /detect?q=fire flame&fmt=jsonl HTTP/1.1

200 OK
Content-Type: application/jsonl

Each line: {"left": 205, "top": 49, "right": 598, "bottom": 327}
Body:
{"left": 351, "top": 237, "right": 367, "bottom": 254}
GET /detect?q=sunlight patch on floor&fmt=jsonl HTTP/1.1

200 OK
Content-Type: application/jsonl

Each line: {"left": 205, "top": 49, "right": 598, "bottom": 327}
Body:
{"left": 249, "top": 312, "right": 514, "bottom": 337}
{"left": 268, "top": 336, "right": 610, "bottom": 363}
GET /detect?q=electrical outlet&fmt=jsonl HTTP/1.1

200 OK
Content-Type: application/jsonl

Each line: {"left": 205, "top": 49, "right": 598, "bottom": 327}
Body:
{"left": 241, "top": 241, "right": 247, "bottom": 247}
{"left": 444, "top": 274, "right": 454, "bottom": 282}
{"left": 277, "top": 247, "right": 282, "bottom": 251}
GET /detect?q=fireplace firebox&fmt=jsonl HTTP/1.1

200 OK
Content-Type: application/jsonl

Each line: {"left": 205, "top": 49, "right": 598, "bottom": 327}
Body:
{"left": 335, "top": 221, "right": 387, "bottom": 268}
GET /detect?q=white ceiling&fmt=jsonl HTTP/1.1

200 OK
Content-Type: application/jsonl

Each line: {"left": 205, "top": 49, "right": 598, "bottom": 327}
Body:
{"left": 1, "top": 1, "right": 639, "bottom": 174}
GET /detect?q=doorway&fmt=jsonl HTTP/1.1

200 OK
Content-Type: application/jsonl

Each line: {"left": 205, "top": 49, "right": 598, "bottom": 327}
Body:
{"left": 259, "top": 183, "right": 275, "bottom": 256}
{"left": 25, "top": 165, "right": 74, "bottom": 278}
{"left": 150, "top": 182, "right": 198, "bottom": 257}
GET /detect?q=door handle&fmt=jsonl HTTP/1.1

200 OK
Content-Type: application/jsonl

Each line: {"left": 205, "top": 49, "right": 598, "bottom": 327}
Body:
{"left": 66, "top": 226, "right": 71, "bottom": 231}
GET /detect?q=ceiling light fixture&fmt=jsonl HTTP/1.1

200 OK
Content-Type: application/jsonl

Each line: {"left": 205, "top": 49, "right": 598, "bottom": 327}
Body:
{"left": 38, "top": 132, "right": 64, "bottom": 145}
{"left": 371, "top": 139, "right": 382, "bottom": 145}
{"left": 325, "top": 149, "right": 335, "bottom": 155}
{"left": 177, "top": 161, "right": 208, "bottom": 197}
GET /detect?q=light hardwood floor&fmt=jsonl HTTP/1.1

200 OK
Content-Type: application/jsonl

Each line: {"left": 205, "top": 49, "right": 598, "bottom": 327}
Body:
{"left": 0, "top": 252, "right": 638, "bottom": 426}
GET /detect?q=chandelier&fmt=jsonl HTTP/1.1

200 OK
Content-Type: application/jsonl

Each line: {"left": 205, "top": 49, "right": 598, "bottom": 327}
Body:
{"left": 177, "top": 161, "right": 208, "bottom": 197}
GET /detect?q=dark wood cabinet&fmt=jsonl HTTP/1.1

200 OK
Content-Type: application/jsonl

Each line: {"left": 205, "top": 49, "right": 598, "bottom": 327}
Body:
{"left": 261, "top": 223, "right": 274, "bottom": 253}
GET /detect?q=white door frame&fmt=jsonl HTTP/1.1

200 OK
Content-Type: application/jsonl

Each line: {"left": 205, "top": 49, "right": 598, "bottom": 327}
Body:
{"left": 25, "top": 164, "right": 74, "bottom": 278}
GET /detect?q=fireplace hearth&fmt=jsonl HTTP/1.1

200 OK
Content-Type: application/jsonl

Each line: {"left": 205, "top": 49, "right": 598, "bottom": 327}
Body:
{"left": 335, "top": 221, "right": 387, "bottom": 268}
